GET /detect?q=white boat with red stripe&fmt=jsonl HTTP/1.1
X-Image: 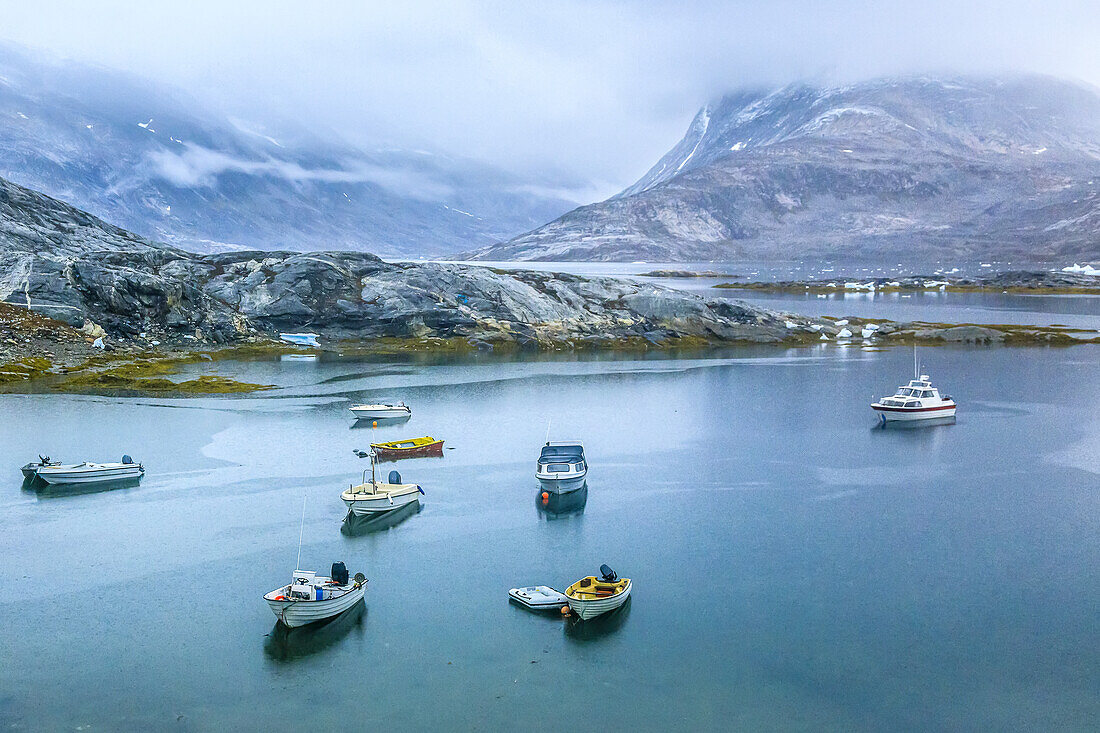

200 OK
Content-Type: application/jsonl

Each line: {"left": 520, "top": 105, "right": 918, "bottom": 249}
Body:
{"left": 872, "top": 373, "right": 956, "bottom": 422}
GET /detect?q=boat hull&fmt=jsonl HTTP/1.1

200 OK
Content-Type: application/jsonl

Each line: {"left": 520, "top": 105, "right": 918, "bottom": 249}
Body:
{"left": 872, "top": 404, "right": 957, "bottom": 422}
{"left": 264, "top": 584, "right": 365, "bottom": 628}
{"left": 351, "top": 406, "right": 411, "bottom": 419}
{"left": 567, "top": 580, "right": 631, "bottom": 620}
{"left": 538, "top": 474, "right": 587, "bottom": 494}
{"left": 371, "top": 441, "right": 444, "bottom": 461}
{"left": 36, "top": 465, "right": 145, "bottom": 485}
{"left": 342, "top": 491, "right": 421, "bottom": 515}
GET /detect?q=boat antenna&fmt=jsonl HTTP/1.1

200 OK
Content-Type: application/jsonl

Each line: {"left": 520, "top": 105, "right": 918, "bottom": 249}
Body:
{"left": 370, "top": 450, "right": 377, "bottom": 485}
{"left": 294, "top": 496, "right": 306, "bottom": 572}
{"left": 913, "top": 344, "right": 918, "bottom": 379}
{"left": 545, "top": 418, "right": 552, "bottom": 445}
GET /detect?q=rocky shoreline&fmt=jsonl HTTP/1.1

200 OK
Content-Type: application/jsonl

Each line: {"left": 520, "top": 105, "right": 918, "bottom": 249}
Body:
{"left": 2, "top": 175, "right": 1097, "bottom": 395}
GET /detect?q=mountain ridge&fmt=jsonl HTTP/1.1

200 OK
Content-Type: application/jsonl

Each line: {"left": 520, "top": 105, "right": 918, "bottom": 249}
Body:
{"left": 465, "top": 75, "right": 1100, "bottom": 262}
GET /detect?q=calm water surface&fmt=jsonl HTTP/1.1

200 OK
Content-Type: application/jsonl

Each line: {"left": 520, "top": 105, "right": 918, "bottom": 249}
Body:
{"left": 1, "top": 346, "right": 1098, "bottom": 731}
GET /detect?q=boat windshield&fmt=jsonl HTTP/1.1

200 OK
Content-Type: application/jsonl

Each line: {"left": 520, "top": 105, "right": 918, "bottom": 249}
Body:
{"left": 545, "top": 463, "right": 571, "bottom": 473}
{"left": 540, "top": 445, "right": 583, "bottom": 461}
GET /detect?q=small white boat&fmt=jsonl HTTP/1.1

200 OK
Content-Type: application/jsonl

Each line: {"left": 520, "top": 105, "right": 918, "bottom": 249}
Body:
{"left": 349, "top": 402, "right": 411, "bottom": 420}
{"left": 565, "top": 565, "right": 631, "bottom": 620}
{"left": 872, "top": 374, "right": 956, "bottom": 422}
{"left": 35, "top": 456, "right": 144, "bottom": 485}
{"left": 263, "top": 564, "right": 366, "bottom": 628}
{"left": 509, "top": 585, "right": 569, "bottom": 611}
{"left": 536, "top": 441, "right": 587, "bottom": 494}
{"left": 341, "top": 457, "right": 423, "bottom": 516}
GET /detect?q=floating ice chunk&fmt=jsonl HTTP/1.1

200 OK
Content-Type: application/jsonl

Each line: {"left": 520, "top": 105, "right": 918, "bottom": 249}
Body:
{"left": 17, "top": 112, "right": 27, "bottom": 119}
{"left": 809, "top": 324, "right": 822, "bottom": 331}
{"left": 834, "top": 319, "right": 849, "bottom": 326}
{"left": 922, "top": 280, "right": 950, "bottom": 288}
{"left": 885, "top": 281, "right": 901, "bottom": 287}
{"left": 784, "top": 320, "right": 798, "bottom": 329}
{"left": 861, "top": 327, "right": 877, "bottom": 338}
{"left": 1062, "top": 263, "right": 1100, "bottom": 276}
{"left": 819, "top": 333, "right": 829, "bottom": 340}
{"left": 816, "top": 294, "right": 827, "bottom": 298}
{"left": 980, "top": 263, "right": 992, "bottom": 268}
{"left": 138, "top": 118, "right": 153, "bottom": 129}
{"left": 280, "top": 332, "right": 319, "bottom": 347}
{"left": 85, "top": 124, "right": 93, "bottom": 129}
{"left": 730, "top": 141, "right": 745, "bottom": 151}
{"left": 863, "top": 323, "right": 879, "bottom": 331}
{"left": 837, "top": 328, "right": 853, "bottom": 338}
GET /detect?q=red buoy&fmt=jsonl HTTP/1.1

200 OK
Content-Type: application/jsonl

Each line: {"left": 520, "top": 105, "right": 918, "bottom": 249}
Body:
{"left": 541, "top": 491, "right": 549, "bottom": 504}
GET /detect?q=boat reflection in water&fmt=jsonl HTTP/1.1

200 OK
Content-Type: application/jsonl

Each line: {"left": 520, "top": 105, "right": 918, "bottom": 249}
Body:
{"left": 536, "top": 484, "right": 587, "bottom": 520}
{"left": 341, "top": 501, "right": 422, "bottom": 536}
{"left": 349, "top": 415, "right": 412, "bottom": 430}
{"left": 873, "top": 415, "right": 956, "bottom": 431}
{"left": 263, "top": 599, "right": 366, "bottom": 662}
{"left": 563, "top": 596, "right": 631, "bottom": 642}
{"left": 33, "top": 476, "right": 143, "bottom": 499}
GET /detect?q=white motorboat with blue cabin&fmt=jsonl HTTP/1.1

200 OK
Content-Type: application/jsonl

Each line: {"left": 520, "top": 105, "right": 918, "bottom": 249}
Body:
{"left": 536, "top": 441, "right": 587, "bottom": 494}
{"left": 33, "top": 456, "right": 144, "bottom": 485}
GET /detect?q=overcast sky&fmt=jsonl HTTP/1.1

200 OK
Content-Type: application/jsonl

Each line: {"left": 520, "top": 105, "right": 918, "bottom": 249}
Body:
{"left": 3, "top": 0, "right": 1099, "bottom": 194}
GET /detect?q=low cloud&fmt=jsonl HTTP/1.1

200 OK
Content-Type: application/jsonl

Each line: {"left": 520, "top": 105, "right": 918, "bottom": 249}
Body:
{"left": 145, "top": 143, "right": 455, "bottom": 200}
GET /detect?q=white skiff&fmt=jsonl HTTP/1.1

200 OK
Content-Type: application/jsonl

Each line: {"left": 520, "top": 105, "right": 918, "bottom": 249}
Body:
{"left": 263, "top": 566, "right": 366, "bottom": 628}
{"left": 350, "top": 403, "right": 411, "bottom": 420}
{"left": 35, "top": 459, "right": 144, "bottom": 485}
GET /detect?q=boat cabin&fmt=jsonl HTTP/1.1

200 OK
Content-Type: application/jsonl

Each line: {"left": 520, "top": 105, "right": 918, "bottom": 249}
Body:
{"left": 538, "top": 442, "right": 586, "bottom": 474}
{"left": 878, "top": 375, "right": 951, "bottom": 408}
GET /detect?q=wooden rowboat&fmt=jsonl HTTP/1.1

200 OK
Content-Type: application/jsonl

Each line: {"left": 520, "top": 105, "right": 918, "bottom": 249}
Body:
{"left": 369, "top": 436, "right": 444, "bottom": 461}
{"left": 564, "top": 565, "right": 631, "bottom": 620}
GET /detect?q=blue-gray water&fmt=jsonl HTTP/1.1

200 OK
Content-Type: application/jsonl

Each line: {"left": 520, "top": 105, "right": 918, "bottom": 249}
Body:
{"left": 2, "top": 345, "right": 1099, "bottom": 731}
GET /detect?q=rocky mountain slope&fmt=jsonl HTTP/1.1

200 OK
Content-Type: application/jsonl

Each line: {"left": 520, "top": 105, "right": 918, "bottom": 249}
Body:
{"left": 466, "top": 76, "right": 1100, "bottom": 262}
{"left": 0, "top": 175, "right": 809, "bottom": 350}
{"left": 0, "top": 43, "right": 576, "bottom": 256}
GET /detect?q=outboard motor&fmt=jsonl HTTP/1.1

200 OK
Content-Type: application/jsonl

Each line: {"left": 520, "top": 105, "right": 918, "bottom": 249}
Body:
{"left": 122, "top": 455, "right": 133, "bottom": 465}
{"left": 388, "top": 470, "right": 402, "bottom": 485}
{"left": 331, "top": 561, "right": 349, "bottom": 586}
{"left": 599, "top": 564, "right": 617, "bottom": 582}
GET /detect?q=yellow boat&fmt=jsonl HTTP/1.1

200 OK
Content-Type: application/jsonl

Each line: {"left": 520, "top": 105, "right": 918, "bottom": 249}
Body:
{"left": 564, "top": 565, "right": 631, "bottom": 620}
{"left": 369, "top": 436, "right": 444, "bottom": 461}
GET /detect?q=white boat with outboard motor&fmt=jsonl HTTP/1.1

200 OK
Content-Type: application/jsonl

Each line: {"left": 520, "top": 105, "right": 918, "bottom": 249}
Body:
{"left": 263, "top": 563, "right": 366, "bottom": 628}
{"left": 564, "top": 565, "right": 631, "bottom": 620}
{"left": 536, "top": 441, "right": 587, "bottom": 494}
{"left": 508, "top": 585, "right": 569, "bottom": 611}
{"left": 34, "top": 456, "right": 144, "bottom": 485}
{"left": 349, "top": 402, "right": 411, "bottom": 420}
{"left": 341, "top": 452, "right": 424, "bottom": 516}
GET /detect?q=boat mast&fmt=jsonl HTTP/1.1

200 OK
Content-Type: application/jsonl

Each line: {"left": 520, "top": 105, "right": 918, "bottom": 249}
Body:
{"left": 294, "top": 496, "right": 306, "bottom": 572}
{"left": 545, "top": 418, "right": 552, "bottom": 445}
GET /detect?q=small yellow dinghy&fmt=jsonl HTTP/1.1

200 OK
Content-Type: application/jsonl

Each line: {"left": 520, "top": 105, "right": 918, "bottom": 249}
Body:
{"left": 565, "top": 565, "right": 631, "bottom": 620}
{"left": 369, "top": 436, "right": 444, "bottom": 461}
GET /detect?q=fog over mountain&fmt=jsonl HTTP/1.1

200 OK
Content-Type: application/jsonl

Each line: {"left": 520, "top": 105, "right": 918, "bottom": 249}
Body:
{"left": 1, "top": 2, "right": 1099, "bottom": 260}
{"left": 0, "top": 43, "right": 577, "bottom": 255}
{"left": 467, "top": 76, "right": 1100, "bottom": 262}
